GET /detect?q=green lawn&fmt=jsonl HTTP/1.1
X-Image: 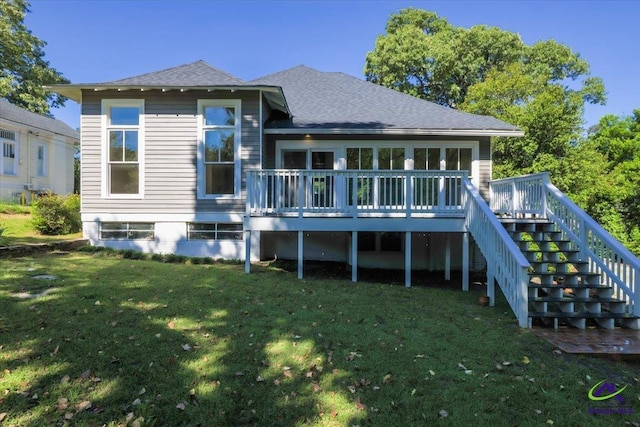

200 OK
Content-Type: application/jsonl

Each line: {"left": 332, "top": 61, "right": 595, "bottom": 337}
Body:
{"left": 0, "top": 203, "right": 82, "bottom": 246}
{"left": 0, "top": 251, "right": 638, "bottom": 426}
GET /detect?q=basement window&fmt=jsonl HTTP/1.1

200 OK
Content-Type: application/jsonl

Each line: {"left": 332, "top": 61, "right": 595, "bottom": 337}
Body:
{"left": 187, "top": 223, "right": 243, "bottom": 240}
{"left": 100, "top": 222, "right": 154, "bottom": 240}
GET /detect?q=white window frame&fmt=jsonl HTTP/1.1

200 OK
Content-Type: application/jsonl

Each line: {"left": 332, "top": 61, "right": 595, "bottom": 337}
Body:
{"left": 409, "top": 142, "right": 479, "bottom": 187}
{"left": 1, "top": 130, "right": 18, "bottom": 176}
{"left": 36, "top": 144, "right": 47, "bottom": 177}
{"left": 197, "top": 99, "right": 242, "bottom": 199}
{"left": 101, "top": 99, "right": 145, "bottom": 198}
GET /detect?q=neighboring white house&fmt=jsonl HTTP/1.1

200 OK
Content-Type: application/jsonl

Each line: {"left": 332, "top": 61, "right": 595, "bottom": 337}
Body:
{"left": 0, "top": 99, "right": 79, "bottom": 203}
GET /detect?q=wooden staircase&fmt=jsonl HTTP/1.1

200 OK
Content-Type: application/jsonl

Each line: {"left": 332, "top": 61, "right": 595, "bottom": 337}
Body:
{"left": 502, "top": 219, "right": 640, "bottom": 330}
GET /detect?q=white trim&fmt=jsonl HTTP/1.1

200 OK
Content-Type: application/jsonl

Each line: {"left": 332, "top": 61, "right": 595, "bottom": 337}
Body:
{"left": 100, "top": 99, "right": 145, "bottom": 199}
{"left": 265, "top": 128, "right": 524, "bottom": 137}
{"left": 82, "top": 212, "right": 246, "bottom": 222}
{"left": 196, "top": 99, "right": 242, "bottom": 199}
{"left": 259, "top": 90, "right": 263, "bottom": 168}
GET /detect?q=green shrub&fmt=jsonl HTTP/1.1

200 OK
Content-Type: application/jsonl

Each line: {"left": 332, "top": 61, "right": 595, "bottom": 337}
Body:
{"left": 32, "top": 193, "right": 82, "bottom": 235}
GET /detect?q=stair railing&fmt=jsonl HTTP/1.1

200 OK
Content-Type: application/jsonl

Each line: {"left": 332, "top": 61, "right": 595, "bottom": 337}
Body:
{"left": 463, "top": 179, "right": 531, "bottom": 327}
{"left": 490, "top": 172, "right": 640, "bottom": 317}
{"left": 544, "top": 181, "right": 640, "bottom": 316}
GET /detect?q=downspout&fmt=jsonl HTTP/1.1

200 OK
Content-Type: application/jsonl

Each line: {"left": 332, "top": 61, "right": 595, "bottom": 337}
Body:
{"left": 26, "top": 131, "right": 32, "bottom": 199}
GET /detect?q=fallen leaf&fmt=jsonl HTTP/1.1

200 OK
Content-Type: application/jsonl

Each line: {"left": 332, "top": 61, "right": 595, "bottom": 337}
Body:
{"left": 312, "top": 382, "right": 322, "bottom": 392}
{"left": 546, "top": 420, "right": 554, "bottom": 425}
{"left": 167, "top": 320, "right": 175, "bottom": 330}
{"left": 64, "top": 412, "right": 74, "bottom": 420}
{"left": 522, "top": 356, "right": 530, "bottom": 365}
{"left": 235, "top": 371, "right": 244, "bottom": 377}
{"left": 56, "top": 397, "right": 68, "bottom": 410}
{"left": 458, "top": 363, "right": 467, "bottom": 370}
{"left": 126, "top": 413, "right": 135, "bottom": 423}
{"left": 273, "top": 379, "right": 280, "bottom": 386}
{"left": 61, "top": 374, "right": 70, "bottom": 384}
{"left": 138, "top": 387, "right": 146, "bottom": 395}
{"left": 176, "top": 402, "right": 185, "bottom": 410}
{"left": 347, "top": 385, "right": 356, "bottom": 393}
{"left": 383, "top": 374, "right": 392, "bottom": 384}
{"left": 465, "top": 370, "right": 473, "bottom": 375}
{"left": 355, "top": 397, "right": 366, "bottom": 411}
{"left": 429, "top": 370, "right": 435, "bottom": 376}
{"left": 256, "top": 375, "right": 265, "bottom": 382}
{"left": 80, "top": 369, "right": 91, "bottom": 379}
{"left": 535, "top": 409, "right": 542, "bottom": 415}
{"left": 181, "top": 344, "right": 191, "bottom": 351}
{"left": 132, "top": 398, "right": 141, "bottom": 406}
{"left": 330, "top": 410, "right": 338, "bottom": 418}
{"left": 53, "top": 345, "right": 59, "bottom": 355}
{"left": 0, "top": 413, "right": 6, "bottom": 422}
{"left": 75, "top": 400, "right": 92, "bottom": 411}
{"left": 439, "top": 409, "right": 449, "bottom": 418}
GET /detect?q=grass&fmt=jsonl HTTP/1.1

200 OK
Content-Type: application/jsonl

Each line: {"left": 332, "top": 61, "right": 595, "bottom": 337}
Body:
{"left": 0, "top": 252, "right": 639, "bottom": 426}
{"left": 0, "top": 203, "right": 82, "bottom": 246}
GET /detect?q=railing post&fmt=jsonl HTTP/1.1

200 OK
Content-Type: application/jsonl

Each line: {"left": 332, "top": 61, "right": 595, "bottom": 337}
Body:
{"left": 298, "top": 171, "right": 304, "bottom": 218}
{"left": 405, "top": 172, "right": 412, "bottom": 218}
{"left": 511, "top": 180, "right": 517, "bottom": 218}
{"left": 351, "top": 172, "right": 358, "bottom": 217}
{"left": 541, "top": 172, "right": 549, "bottom": 219}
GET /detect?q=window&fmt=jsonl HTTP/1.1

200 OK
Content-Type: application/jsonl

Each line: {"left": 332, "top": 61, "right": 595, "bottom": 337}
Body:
{"left": 187, "top": 223, "right": 243, "bottom": 240}
{"left": 199, "top": 100, "right": 240, "bottom": 197}
{"left": 1, "top": 128, "right": 17, "bottom": 176}
{"left": 37, "top": 145, "right": 47, "bottom": 176}
{"left": 446, "top": 148, "right": 472, "bottom": 176}
{"left": 102, "top": 100, "right": 144, "bottom": 196}
{"left": 100, "top": 222, "right": 154, "bottom": 240}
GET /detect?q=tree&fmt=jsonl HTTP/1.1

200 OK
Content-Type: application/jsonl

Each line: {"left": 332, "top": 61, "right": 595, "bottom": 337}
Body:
{"left": 365, "top": 8, "right": 605, "bottom": 176}
{"left": 0, "top": 0, "right": 68, "bottom": 114}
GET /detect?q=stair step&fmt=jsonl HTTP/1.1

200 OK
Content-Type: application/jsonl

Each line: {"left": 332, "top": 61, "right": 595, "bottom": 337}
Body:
{"left": 529, "top": 297, "right": 627, "bottom": 304}
{"left": 529, "top": 312, "right": 640, "bottom": 320}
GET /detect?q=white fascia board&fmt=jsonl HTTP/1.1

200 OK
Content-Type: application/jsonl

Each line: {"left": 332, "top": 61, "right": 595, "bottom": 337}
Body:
{"left": 264, "top": 128, "right": 524, "bottom": 137}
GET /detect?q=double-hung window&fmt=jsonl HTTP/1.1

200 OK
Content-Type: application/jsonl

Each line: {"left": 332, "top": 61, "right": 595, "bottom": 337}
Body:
{"left": 1, "top": 129, "right": 17, "bottom": 176}
{"left": 103, "top": 100, "right": 144, "bottom": 197}
{"left": 36, "top": 145, "right": 47, "bottom": 176}
{"left": 198, "top": 100, "right": 241, "bottom": 197}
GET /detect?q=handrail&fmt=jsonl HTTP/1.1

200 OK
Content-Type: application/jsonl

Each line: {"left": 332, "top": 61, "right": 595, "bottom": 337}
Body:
{"left": 463, "top": 178, "right": 530, "bottom": 327}
{"left": 246, "top": 169, "right": 467, "bottom": 217}
{"left": 545, "top": 181, "right": 640, "bottom": 316}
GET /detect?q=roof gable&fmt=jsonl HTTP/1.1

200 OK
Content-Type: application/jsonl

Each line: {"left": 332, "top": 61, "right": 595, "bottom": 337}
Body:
{"left": 104, "top": 60, "right": 246, "bottom": 86}
{"left": 0, "top": 99, "right": 79, "bottom": 140}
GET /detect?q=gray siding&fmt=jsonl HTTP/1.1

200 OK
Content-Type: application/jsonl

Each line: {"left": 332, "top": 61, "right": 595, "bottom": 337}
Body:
{"left": 81, "top": 89, "right": 260, "bottom": 215}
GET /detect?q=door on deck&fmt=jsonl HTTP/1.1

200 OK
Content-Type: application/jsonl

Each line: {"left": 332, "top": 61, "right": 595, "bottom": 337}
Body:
{"left": 281, "top": 149, "right": 336, "bottom": 211}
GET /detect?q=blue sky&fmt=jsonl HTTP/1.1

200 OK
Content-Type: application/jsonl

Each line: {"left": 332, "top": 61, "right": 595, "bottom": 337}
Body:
{"left": 26, "top": 0, "right": 640, "bottom": 130}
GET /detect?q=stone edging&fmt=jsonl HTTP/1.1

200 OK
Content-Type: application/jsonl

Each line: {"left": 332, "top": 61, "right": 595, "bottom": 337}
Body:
{"left": 0, "top": 239, "right": 89, "bottom": 258}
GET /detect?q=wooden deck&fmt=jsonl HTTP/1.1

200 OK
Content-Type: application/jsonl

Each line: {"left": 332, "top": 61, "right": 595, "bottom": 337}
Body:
{"left": 532, "top": 328, "right": 640, "bottom": 357}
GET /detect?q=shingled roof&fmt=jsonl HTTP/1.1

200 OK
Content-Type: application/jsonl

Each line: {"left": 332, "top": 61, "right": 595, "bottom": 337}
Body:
{"left": 104, "top": 60, "right": 246, "bottom": 86}
{"left": 47, "top": 61, "right": 521, "bottom": 136}
{"left": 0, "top": 99, "right": 79, "bottom": 140}
{"left": 251, "top": 65, "right": 520, "bottom": 134}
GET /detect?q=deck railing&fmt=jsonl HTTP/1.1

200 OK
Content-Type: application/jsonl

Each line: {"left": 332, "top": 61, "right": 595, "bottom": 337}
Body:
{"left": 463, "top": 179, "right": 530, "bottom": 327}
{"left": 490, "top": 172, "right": 640, "bottom": 317}
{"left": 246, "top": 170, "right": 467, "bottom": 217}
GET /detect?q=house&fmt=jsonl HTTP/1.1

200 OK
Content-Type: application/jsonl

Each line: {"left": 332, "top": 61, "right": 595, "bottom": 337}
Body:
{"left": 0, "top": 99, "right": 79, "bottom": 202}
{"left": 48, "top": 61, "right": 640, "bottom": 329}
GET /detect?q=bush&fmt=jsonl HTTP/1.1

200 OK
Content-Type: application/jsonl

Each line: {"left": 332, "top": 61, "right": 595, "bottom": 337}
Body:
{"left": 32, "top": 193, "right": 81, "bottom": 235}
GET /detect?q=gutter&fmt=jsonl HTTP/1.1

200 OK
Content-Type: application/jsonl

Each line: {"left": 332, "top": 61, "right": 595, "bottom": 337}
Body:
{"left": 263, "top": 128, "right": 525, "bottom": 138}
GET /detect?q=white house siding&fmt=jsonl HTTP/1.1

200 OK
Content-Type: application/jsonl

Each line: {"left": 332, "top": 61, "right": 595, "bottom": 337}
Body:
{"left": 0, "top": 125, "right": 75, "bottom": 202}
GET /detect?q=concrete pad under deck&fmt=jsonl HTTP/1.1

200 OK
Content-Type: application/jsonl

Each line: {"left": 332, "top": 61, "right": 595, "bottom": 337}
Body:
{"left": 532, "top": 328, "right": 640, "bottom": 357}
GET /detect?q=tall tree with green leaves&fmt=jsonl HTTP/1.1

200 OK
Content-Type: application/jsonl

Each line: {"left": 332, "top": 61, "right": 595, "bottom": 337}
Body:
{"left": 0, "top": 0, "right": 68, "bottom": 114}
{"left": 365, "top": 8, "right": 605, "bottom": 177}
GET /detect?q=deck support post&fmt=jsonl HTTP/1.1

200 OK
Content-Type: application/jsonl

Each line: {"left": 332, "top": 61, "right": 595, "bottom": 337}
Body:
{"left": 445, "top": 233, "right": 451, "bottom": 281}
{"left": 297, "top": 231, "right": 304, "bottom": 279}
{"left": 462, "top": 232, "right": 469, "bottom": 291}
{"left": 351, "top": 231, "right": 358, "bottom": 282}
{"left": 405, "top": 232, "right": 412, "bottom": 287}
{"left": 487, "top": 263, "right": 495, "bottom": 306}
{"left": 244, "top": 230, "right": 251, "bottom": 273}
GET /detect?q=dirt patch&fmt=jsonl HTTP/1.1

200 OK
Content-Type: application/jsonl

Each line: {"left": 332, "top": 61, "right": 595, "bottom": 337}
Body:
{"left": 0, "top": 239, "right": 88, "bottom": 258}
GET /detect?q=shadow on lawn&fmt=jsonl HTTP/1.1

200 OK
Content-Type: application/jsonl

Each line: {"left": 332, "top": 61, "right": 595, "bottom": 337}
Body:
{"left": 0, "top": 253, "right": 371, "bottom": 426}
